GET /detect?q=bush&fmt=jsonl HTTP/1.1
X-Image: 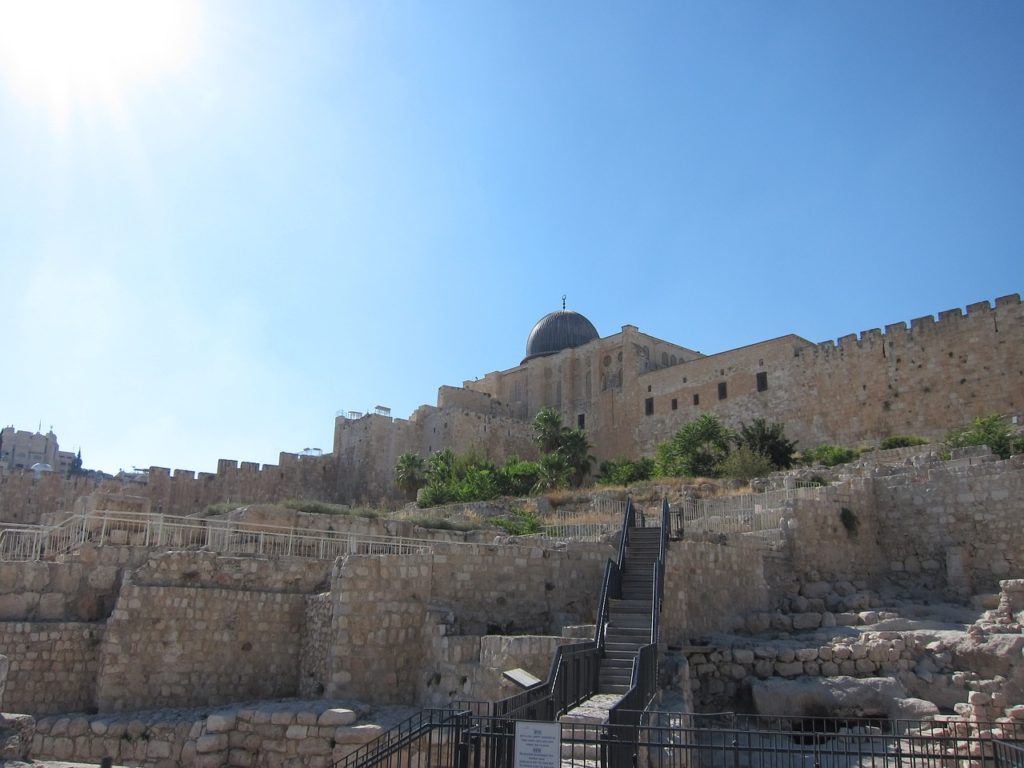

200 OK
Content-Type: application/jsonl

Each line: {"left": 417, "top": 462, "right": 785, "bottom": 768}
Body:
{"left": 496, "top": 459, "right": 542, "bottom": 497}
{"left": 493, "top": 508, "right": 543, "bottom": 536}
{"left": 839, "top": 507, "right": 860, "bottom": 538}
{"left": 880, "top": 435, "right": 929, "bottom": 450}
{"left": 945, "top": 414, "right": 1022, "bottom": 460}
{"left": 719, "top": 445, "right": 776, "bottom": 483}
{"left": 596, "top": 457, "right": 655, "bottom": 486}
{"left": 655, "top": 414, "right": 734, "bottom": 478}
{"left": 805, "top": 445, "right": 857, "bottom": 467}
{"left": 284, "top": 499, "right": 379, "bottom": 518}
{"left": 736, "top": 419, "right": 797, "bottom": 469}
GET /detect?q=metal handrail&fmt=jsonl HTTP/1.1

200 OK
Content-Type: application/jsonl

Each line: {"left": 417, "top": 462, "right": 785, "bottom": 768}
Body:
{"left": 0, "top": 509, "right": 456, "bottom": 562}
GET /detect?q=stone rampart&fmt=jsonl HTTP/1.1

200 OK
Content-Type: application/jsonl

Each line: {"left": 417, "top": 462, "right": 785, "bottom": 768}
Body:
{"left": 0, "top": 622, "right": 103, "bottom": 715}
{"left": 0, "top": 451, "right": 337, "bottom": 526}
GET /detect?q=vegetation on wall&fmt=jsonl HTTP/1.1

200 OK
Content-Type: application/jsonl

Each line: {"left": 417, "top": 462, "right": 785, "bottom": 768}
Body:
{"left": 880, "top": 435, "right": 929, "bottom": 450}
{"left": 802, "top": 444, "right": 858, "bottom": 468}
{"left": 945, "top": 414, "right": 1024, "bottom": 460}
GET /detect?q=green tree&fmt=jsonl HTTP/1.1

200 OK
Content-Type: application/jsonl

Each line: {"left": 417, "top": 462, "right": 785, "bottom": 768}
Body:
{"left": 736, "top": 418, "right": 797, "bottom": 469}
{"left": 719, "top": 445, "right": 776, "bottom": 483}
{"left": 395, "top": 452, "right": 427, "bottom": 498}
{"left": 496, "top": 459, "right": 542, "bottom": 497}
{"left": 655, "top": 414, "right": 734, "bottom": 478}
{"left": 558, "top": 428, "right": 595, "bottom": 487}
{"left": 532, "top": 407, "right": 566, "bottom": 454}
{"left": 946, "top": 414, "right": 1023, "bottom": 459}
{"left": 533, "top": 452, "right": 572, "bottom": 492}
{"left": 597, "top": 457, "right": 655, "bottom": 486}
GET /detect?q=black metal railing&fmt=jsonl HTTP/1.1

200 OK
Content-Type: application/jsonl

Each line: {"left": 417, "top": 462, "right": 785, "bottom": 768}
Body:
{"left": 994, "top": 739, "right": 1024, "bottom": 768}
{"left": 593, "top": 557, "right": 621, "bottom": 650}
{"left": 342, "top": 710, "right": 1024, "bottom": 768}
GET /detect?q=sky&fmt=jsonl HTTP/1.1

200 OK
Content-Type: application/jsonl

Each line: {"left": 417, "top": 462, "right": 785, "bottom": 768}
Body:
{"left": 0, "top": 1, "right": 1021, "bottom": 475}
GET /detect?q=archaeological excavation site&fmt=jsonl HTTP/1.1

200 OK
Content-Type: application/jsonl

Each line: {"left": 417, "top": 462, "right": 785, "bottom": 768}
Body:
{"left": 1, "top": 295, "right": 1022, "bottom": 768}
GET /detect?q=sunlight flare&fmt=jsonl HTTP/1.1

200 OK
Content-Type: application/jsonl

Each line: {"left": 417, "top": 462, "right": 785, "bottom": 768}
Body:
{"left": 0, "top": 0, "right": 199, "bottom": 120}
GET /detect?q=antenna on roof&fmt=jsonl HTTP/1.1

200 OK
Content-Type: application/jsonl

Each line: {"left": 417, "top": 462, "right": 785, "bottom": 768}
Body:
{"left": 562, "top": 294, "right": 566, "bottom": 310}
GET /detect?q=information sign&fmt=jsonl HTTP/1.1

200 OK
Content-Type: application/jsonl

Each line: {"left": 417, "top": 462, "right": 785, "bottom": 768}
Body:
{"left": 513, "top": 720, "right": 561, "bottom": 768}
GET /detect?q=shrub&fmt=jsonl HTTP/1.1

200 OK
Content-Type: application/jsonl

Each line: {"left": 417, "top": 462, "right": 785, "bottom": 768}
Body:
{"left": 655, "top": 414, "right": 734, "bottom": 478}
{"left": 880, "top": 435, "right": 929, "bottom": 450}
{"left": 596, "top": 457, "right": 655, "bottom": 486}
{"left": 493, "top": 508, "right": 543, "bottom": 536}
{"left": 284, "top": 499, "right": 378, "bottom": 518}
{"left": 496, "top": 459, "right": 542, "bottom": 497}
{"left": 736, "top": 419, "right": 797, "bottom": 469}
{"left": 839, "top": 507, "right": 860, "bottom": 538}
{"left": 719, "top": 445, "right": 775, "bottom": 483}
{"left": 805, "top": 445, "right": 857, "bottom": 467}
{"left": 945, "top": 414, "right": 1021, "bottom": 460}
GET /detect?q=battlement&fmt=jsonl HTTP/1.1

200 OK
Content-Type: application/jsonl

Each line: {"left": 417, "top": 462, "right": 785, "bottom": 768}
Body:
{"left": 810, "top": 294, "right": 1020, "bottom": 356}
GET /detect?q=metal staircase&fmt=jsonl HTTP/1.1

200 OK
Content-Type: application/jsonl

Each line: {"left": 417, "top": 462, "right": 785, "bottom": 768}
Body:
{"left": 598, "top": 526, "right": 661, "bottom": 693}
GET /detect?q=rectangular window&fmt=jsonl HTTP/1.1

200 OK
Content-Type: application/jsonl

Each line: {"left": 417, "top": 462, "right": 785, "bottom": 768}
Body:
{"left": 756, "top": 372, "right": 768, "bottom": 392}
{"left": 693, "top": 393, "right": 699, "bottom": 406}
{"left": 577, "top": 414, "right": 585, "bottom": 429}
{"left": 671, "top": 398, "right": 678, "bottom": 411}
{"left": 644, "top": 397, "right": 654, "bottom": 416}
{"left": 718, "top": 382, "right": 728, "bottom": 400}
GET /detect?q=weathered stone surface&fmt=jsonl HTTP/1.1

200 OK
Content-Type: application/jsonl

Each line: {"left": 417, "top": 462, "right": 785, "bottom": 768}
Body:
{"left": 318, "top": 708, "right": 358, "bottom": 726}
{"left": 752, "top": 676, "right": 908, "bottom": 718}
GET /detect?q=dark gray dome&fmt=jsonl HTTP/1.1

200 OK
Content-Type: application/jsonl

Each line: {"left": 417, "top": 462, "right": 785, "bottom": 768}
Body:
{"left": 523, "top": 310, "right": 599, "bottom": 363}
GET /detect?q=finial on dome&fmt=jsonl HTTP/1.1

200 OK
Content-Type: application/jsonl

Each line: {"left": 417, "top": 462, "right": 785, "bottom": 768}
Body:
{"left": 562, "top": 294, "right": 566, "bottom": 310}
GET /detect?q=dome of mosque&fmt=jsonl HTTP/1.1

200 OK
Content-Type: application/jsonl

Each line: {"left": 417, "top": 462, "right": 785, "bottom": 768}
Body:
{"left": 523, "top": 308, "right": 599, "bottom": 363}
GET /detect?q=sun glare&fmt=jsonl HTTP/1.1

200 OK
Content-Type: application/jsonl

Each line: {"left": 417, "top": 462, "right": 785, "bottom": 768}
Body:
{"left": 0, "top": 0, "right": 198, "bottom": 121}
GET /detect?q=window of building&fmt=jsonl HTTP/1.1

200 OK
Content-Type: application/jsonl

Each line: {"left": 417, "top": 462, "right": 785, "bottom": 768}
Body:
{"left": 645, "top": 397, "right": 654, "bottom": 416}
{"left": 671, "top": 398, "right": 678, "bottom": 411}
{"left": 693, "top": 394, "right": 699, "bottom": 406}
{"left": 577, "top": 414, "right": 585, "bottom": 429}
{"left": 756, "top": 372, "right": 768, "bottom": 392}
{"left": 718, "top": 382, "right": 727, "bottom": 400}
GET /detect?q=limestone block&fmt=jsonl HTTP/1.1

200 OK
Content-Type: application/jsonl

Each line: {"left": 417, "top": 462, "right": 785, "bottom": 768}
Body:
{"left": 774, "top": 661, "right": 804, "bottom": 677}
{"left": 732, "top": 649, "right": 754, "bottom": 664}
{"left": 147, "top": 740, "right": 173, "bottom": 759}
{"left": 795, "top": 648, "right": 818, "bottom": 662}
{"left": 792, "top": 613, "right": 822, "bottom": 630}
{"left": 207, "top": 712, "right": 237, "bottom": 733}
{"left": 230, "top": 747, "right": 255, "bottom": 767}
{"left": 319, "top": 709, "right": 356, "bottom": 727}
{"left": 196, "top": 733, "right": 228, "bottom": 753}
{"left": 285, "top": 724, "right": 308, "bottom": 739}
{"left": 335, "top": 724, "right": 384, "bottom": 744}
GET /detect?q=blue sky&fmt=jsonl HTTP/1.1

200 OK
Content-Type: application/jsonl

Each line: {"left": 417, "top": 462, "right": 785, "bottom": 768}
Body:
{"left": 0, "top": 1, "right": 1021, "bottom": 475}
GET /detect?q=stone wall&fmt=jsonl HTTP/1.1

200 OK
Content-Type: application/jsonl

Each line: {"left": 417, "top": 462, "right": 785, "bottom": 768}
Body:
{"left": 0, "top": 543, "right": 151, "bottom": 623}
{"left": 30, "top": 699, "right": 395, "bottom": 768}
{"left": 662, "top": 541, "right": 773, "bottom": 642}
{"left": 874, "top": 453, "right": 1024, "bottom": 596}
{"left": 327, "top": 554, "right": 429, "bottom": 703}
{"left": 0, "top": 622, "right": 102, "bottom": 715}
{"left": 326, "top": 541, "right": 609, "bottom": 704}
{"left": 96, "top": 582, "right": 307, "bottom": 712}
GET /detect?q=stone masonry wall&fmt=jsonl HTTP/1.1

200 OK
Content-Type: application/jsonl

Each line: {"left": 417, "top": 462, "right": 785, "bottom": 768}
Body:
{"left": 31, "top": 700, "right": 392, "bottom": 768}
{"left": 662, "top": 541, "right": 773, "bottom": 642}
{"left": 96, "top": 582, "right": 307, "bottom": 712}
{"left": 873, "top": 453, "right": 1024, "bottom": 596}
{"left": 327, "top": 554, "right": 429, "bottom": 703}
{"left": 0, "top": 622, "right": 102, "bottom": 715}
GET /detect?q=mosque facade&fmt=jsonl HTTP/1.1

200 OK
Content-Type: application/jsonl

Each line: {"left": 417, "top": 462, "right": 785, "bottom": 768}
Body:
{"left": 331, "top": 294, "right": 1024, "bottom": 501}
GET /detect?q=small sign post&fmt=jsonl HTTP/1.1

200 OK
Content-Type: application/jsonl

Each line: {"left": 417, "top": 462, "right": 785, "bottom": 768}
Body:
{"left": 513, "top": 720, "right": 561, "bottom": 768}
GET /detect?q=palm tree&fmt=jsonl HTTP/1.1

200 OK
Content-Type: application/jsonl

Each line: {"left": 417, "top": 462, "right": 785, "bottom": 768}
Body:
{"left": 558, "top": 428, "right": 595, "bottom": 487}
{"left": 532, "top": 408, "right": 566, "bottom": 454}
{"left": 533, "top": 452, "right": 572, "bottom": 492}
{"left": 395, "top": 452, "right": 427, "bottom": 498}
